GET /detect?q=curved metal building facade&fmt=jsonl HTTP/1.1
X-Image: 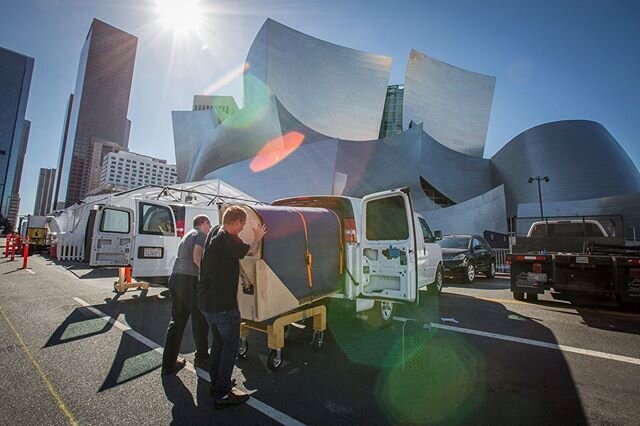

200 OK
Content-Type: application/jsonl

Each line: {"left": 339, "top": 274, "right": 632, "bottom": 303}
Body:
{"left": 403, "top": 49, "right": 496, "bottom": 158}
{"left": 172, "top": 19, "right": 640, "bottom": 236}
{"left": 244, "top": 19, "right": 392, "bottom": 141}
{"left": 491, "top": 120, "right": 640, "bottom": 216}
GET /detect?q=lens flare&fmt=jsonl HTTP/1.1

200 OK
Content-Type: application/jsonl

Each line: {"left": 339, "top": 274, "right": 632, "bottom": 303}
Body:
{"left": 249, "top": 131, "right": 305, "bottom": 172}
{"left": 155, "top": 0, "right": 203, "bottom": 34}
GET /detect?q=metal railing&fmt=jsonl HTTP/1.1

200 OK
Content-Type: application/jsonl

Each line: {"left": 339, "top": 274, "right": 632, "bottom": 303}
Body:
{"left": 494, "top": 248, "right": 511, "bottom": 273}
{"left": 57, "top": 242, "right": 84, "bottom": 261}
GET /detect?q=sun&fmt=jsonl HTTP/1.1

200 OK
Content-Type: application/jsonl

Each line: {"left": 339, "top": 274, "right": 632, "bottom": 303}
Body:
{"left": 155, "top": 0, "right": 203, "bottom": 34}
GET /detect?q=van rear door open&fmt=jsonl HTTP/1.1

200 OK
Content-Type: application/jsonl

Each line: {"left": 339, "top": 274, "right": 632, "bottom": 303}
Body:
{"left": 89, "top": 206, "right": 134, "bottom": 267}
{"left": 360, "top": 189, "right": 417, "bottom": 302}
{"left": 133, "top": 200, "right": 181, "bottom": 279}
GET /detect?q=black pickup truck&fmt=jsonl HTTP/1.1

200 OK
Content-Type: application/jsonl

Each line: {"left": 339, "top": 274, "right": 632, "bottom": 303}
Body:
{"left": 506, "top": 218, "right": 640, "bottom": 306}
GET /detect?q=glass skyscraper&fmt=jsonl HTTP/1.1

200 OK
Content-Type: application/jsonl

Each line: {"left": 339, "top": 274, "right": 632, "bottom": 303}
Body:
{"left": 0, "top": 46, "right": 33, "bottom": 226}
{"left": 378, "top": 84, "right": 404, "bottom": 138}
{"left": 56, "top": 19, "right": 137, "bottom": 207}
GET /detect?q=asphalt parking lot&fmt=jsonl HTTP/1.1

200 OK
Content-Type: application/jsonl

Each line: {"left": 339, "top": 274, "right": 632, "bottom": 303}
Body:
{"left": 1, "top": 254, "right": 639, "bottom": 425}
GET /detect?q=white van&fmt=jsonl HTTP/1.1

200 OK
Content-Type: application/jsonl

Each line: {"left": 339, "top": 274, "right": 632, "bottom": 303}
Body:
{"left": 273, "top": 189, "right": 443, "bottom": 324}
{"left": 89, "top": 188, "right": 443, "bottom": 323}
{"left": 89, "top": 199, "right": 221, "bottom": 282}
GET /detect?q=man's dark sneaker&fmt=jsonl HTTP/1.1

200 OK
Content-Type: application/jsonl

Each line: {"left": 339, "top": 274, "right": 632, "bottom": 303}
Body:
{"left": 161, "top": 359, "right": 186, "bottom": 376}
{"left": 209, "top": 379, "right": 237, "bottom": 395}
{"left": 194, "top": 357, "right": 209, "bottom": 370}
{"left": 214, "top": 389, "right": 249, "bottom": 409}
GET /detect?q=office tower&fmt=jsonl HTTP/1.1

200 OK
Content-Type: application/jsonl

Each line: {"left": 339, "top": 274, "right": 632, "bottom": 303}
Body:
{"left": 0, "top": 47, "right": 33, "bottom": 226}
{"left": 57, "top": 19, "right": 137, "bottom": 207}
{"left": 52, "top": 94, "right": 73, "bottom": 210}
{"left": 34, "top": 168, "right": 56, "bottom": 215}
{"left": 100, "top": 150, "right": 177, "bottom": 190}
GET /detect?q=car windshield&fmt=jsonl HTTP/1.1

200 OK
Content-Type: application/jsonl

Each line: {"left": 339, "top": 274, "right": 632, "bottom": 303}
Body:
{"left": 437, "top": 237, "right": 470, "bottom": 249}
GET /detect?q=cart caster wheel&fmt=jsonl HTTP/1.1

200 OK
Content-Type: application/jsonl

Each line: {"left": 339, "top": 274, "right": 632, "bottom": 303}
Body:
{"left": 238, "top": 339, "right": 249, "bottom": 358}
{"left": 267, "top": 349, "right": 282, "bottom": 370}
{"left": 284, "top": 325, "right": 291, "bottom": 341}
{"left": 311, "top": 331, "right": 324, "bottom": 352}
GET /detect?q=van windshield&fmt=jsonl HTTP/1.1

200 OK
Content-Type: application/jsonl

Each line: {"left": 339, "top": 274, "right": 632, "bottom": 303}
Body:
{"left": 437, "top": 237, "right": 470, "bottom": 249}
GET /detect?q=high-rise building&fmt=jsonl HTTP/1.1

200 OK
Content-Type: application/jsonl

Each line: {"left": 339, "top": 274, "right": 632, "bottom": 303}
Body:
{"left": 379, "top": 84, "right": 404, "bottom": 138}
{"left": 0, "top": 47, "right": 33, "bottom": 226}
{"left": 6, "top": 119, "right": 31, "bottom": 225}
{"left": 99, "top": 150, "right": 177, "bottom": 190}
{"left": 34, "top": 168, "right": 56, "bottom": 215}
{"left": 52, "top": 94, "right": 73, "bottom": 210}
{"left": 57, "top": 19, "right": 137, "bottom": 207}
{"left": 192, "top": 95, "right": 239, "bottom": 122}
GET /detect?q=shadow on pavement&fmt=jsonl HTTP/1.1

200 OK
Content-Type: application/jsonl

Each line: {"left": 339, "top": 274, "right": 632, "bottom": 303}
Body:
{"left": 160, "top": 375, "right": 255, "bottom": 425}
{"left": 45, "top": 285, "right": 588, "bottom": 424}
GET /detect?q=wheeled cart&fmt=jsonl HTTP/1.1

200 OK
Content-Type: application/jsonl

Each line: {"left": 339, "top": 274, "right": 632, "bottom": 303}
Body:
{"left": 113, "top": 266, "right": 149, "bottom": 294}
{"left": 239, "top": 305, "right": 327, "bottom": 370}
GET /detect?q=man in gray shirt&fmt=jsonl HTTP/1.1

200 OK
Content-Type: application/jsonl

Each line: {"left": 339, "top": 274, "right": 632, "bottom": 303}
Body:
{"left": 162, "top": 214, "right": 213, "bottom": 375}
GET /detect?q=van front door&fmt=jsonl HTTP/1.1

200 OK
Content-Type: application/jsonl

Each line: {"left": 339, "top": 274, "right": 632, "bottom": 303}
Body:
{"left": 360, "top": 189, "right": 417, "bottom": 302}
{"left": 89, "top": 206, "right": 134, "bottom": 267}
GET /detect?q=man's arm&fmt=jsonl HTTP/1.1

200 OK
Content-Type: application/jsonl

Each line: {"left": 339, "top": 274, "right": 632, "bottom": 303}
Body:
{"left": 193, "top": 244, "right": 204, "bottom": 270}
{"left": 246, "top": 224, "right": 267, "bottom": 256}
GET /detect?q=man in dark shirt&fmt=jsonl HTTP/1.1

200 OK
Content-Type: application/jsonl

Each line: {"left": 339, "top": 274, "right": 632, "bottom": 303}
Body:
{"left": 199, "top": 206, "right": 266, "bottom": 408}
{"left": 161, "top": 215, "right": 212, "bottom": 375}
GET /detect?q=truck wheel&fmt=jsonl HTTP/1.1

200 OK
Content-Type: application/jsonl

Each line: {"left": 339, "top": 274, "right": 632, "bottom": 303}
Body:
{"left": 513, "top": 291, "right": 525, "bottom": 301}
{"left": 485, "top": 262, "right": 496, "bottom": 279}
{"left": 526, "top": 293, "right": 539, "bottom": 302}
{"left": 463, "top": 263, "right": 475, "bottom": 283}
{"left": 428, "top": 266, "right": 444, "bottom": 295}
{"left": 365, "top": 301, "right": 395, "bottom": 329}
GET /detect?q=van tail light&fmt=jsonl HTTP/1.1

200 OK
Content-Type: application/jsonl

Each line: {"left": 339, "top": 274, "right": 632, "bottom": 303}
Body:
{"left": 533, "top": 263, "right": 543, "bottom": 273}
{"left": 176, "top": 219, "right": 185, "bottom": 237}
{"left": 344, "top": 218, "right": 357, "bottom": 243}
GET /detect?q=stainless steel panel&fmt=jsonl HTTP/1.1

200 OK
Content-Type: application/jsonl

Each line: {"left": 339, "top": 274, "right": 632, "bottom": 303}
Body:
{"left": 244, "top": 19, "right": 391, "bottom": 141}
{"left": 403, "top": 49, "right": 495, "bottom": 158}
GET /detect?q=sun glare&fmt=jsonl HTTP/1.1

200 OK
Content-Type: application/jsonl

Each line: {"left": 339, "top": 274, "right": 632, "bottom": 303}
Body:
{"left": 155, "top": 0, "right": 203, "bottom": 34}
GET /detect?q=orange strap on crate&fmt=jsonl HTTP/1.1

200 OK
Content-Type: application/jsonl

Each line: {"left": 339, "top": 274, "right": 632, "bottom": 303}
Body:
{"left": 293, "top": 208, "right": 313, "bottom": 289}
{"left": 327, "top": 209, "right": 344, "bottom": 274}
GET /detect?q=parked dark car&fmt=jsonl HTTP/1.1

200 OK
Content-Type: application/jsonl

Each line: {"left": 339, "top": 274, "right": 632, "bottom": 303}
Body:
{"left": 437, "top": 234, "right": 496, "bottom": 283}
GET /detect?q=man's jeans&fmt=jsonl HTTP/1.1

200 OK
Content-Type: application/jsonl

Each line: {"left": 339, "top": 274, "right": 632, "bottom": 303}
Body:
{"left": 162, "top": 273, "right": 210, "bottom": 369}
{"left": 200, "top": 308, "right": 241, "bottom": 399}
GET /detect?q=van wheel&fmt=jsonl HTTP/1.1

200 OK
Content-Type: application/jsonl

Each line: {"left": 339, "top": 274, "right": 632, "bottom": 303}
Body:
{"left": 513, "top": 291, "right": 524, "bottom": 301}
{"left": 485, "top": 262, "right": 496, "bottom": 279}
{"left": 464, "top": 263, "right": 475, "bottom": 283}
{"left": 365, "top": 301, "right": 395, "bottom": 329}
{"left": 428, "top": 266, "right": 444, "bottom": 295}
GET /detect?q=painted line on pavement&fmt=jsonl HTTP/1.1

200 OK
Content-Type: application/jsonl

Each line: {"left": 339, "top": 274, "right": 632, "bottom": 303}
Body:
{"left": 73, "top": 297, "right": 305, "bottom": 426}
{"left": 396, "top": 315, "right": 640, "bottom": 366}
{"left": 0, "top": 304, "right": 78, "bottom": 425}
{"left": 26, "top": 269, "right": 36, "bottom": 275}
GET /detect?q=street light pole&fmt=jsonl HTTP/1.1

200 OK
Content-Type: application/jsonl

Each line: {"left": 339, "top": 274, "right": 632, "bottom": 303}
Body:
{"left": 528, "top": 176, "right": 550, "bottom": 220}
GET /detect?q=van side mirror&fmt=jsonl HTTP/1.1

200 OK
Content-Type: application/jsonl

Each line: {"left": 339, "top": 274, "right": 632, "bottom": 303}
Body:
{"left": 434, "top": 230, "right": 442, "bottom": 240}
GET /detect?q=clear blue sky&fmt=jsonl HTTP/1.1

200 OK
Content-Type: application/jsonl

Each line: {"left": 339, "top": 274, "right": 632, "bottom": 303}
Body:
{"left": 2, "top": 0, "right": 639, "bottom": 215}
